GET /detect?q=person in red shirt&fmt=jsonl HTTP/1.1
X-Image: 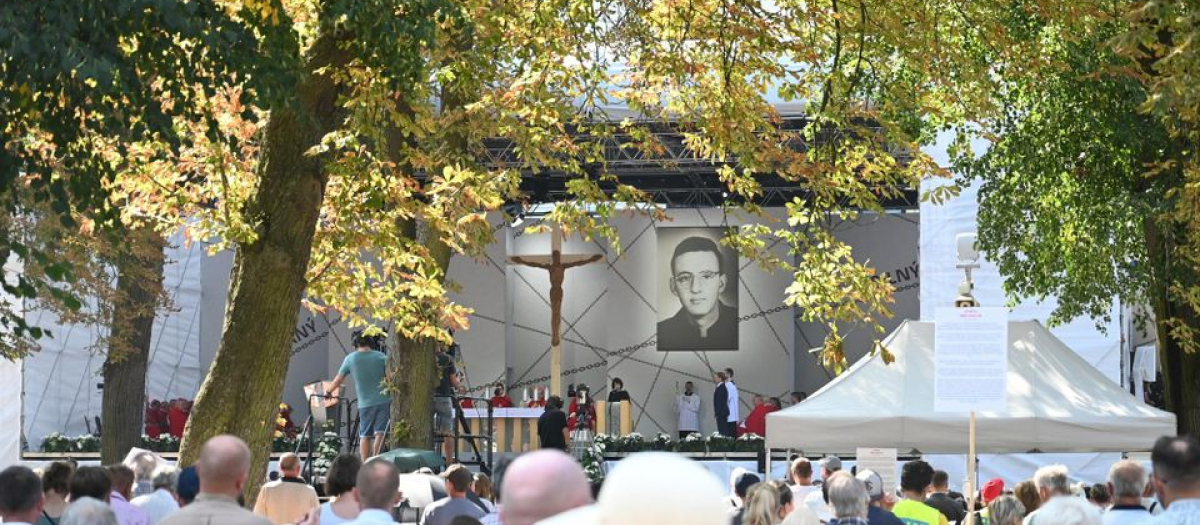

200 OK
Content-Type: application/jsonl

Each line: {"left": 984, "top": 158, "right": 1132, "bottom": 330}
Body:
{"left": 144, "top": 400, "right": 164, "bottom": 437}
{"left": 489, "top": 385, "right": 514, "bottom": 408}
{"left": 567, "top": 384, "right": 596, "bottom": 432}
{"left": 167, "top": 399, "right": 188, "bottom": 438}
{"left": 739, "top": 396, "right": 780, "bottom": 437}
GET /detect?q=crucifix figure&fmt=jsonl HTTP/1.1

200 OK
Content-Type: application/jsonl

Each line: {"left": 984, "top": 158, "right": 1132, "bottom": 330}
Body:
{"left": 508, "top": 221, "right": 604, "bottom": 396}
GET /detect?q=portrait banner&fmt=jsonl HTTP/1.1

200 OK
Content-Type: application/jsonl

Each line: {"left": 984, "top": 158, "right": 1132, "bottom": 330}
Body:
{"left": 656, "top": 227, "right": 739, "bottom": 351}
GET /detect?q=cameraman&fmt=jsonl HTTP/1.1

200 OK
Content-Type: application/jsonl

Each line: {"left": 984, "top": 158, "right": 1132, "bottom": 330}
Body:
{"left": 329, "top": 331, "right": 389, "bottom": 461}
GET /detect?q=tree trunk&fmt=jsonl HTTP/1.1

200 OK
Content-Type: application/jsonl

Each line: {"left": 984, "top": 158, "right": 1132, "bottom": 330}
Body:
{"left": 1145, "top": 218, "right": 1200, "bottom": 437}
{"left": 101, "top": 229, "right": 166, "bottom": 464}
{"left": 388, "top": 221, "right": 453, "bottom": 449}
{"left": 176, "top": 34, "right": 345, "bottom": 503}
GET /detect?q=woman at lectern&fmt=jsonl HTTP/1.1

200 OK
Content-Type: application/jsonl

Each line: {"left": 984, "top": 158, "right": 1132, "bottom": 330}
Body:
{"left": 607, "top": 377, "right": 631, "bottom": 403}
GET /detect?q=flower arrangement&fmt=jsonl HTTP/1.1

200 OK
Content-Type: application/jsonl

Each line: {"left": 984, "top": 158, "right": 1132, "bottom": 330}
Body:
{"left": 612, "top": 433, "right": 645, "bottom": 453}
{"left": 705, "top": 432, "right": 736, "bottom": 453}
{"left": 734, "top": 433, "right": 765, "bottom": 453}
{"left": 142, "top": 434, "right": 180, "bottom": 452}
{"left": 648, "top": 433, "right": 676, "bottom": 452}
{"left": 676, "top": 432, "right": 706, "bottom": 453}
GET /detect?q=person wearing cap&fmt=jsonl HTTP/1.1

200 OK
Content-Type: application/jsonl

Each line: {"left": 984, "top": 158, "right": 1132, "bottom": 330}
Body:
{"left": 893, "top": 460, "right": 949, "bottom": 525}
{"left": 970, "top": 478, "right": 1006, "bottom": 525}
{"left": 854, "top": 470, "right": 904, "bottom": 525}
{"left": 421, "top": 465, "right": 486, "bottom": 525}
{"left": 925, "top": 470, "right": 967, "bottom": 524}
{"left": 803, "top": 457, "right": 843, "bottom": 523}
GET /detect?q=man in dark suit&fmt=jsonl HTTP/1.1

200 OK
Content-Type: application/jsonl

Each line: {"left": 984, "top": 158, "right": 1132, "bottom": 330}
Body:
{"left": 713, "top": 371, "right": 732, "bottom": 437}
{"left": 924, "top": 470, "right": 967, "bottom": 524}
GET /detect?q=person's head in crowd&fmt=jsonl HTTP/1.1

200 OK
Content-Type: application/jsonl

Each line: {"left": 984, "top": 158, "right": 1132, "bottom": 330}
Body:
{"left": 546, "top": 395, "right": 564, "bottom": 411}
{"left": 715, "top": 371, "right": 728, "bottom": 384}
{"left": 176, "top": 466, "right": 200, "bottom": 505}
{"left": 0, "top": 465, "right": 45, "bottom": 524}
{"left": 724, "top": 368, "right": 734, "bottom": 380}
{"left": 684, "top": 381, "right": 695, "bottom": 395}
{"left": 668, "top": 237, "right": 728, "bottom": 321}
{"left": 354, "top": 459, "right": 402, "bottom": 511}
{"left": 474, "top": 473, "right": 495, "bottom": 502}
{"left": 981, "top": 478, "right": 1006, "bottom": 505}
{"left": 1150, "top": 434, "right": 1200, "bottom": 509}
{"left": 279, "top": 452, "right": 302, "bottom": 478}
{"left": 494, "top": 385, "right": 506, "bottom": 398}
{"left": 729, "top": 467, "right": 749, "bottom": 500}
{"left": 443, "top": 464, "right": 474, "bottom": 498}
{"left": 822, "top": 456, "right": 843, "bottom": 480}
{"left": 195, "top": 434, "right": 253, "bottom": 499}
{"left": 611, "top": 378, "right": 624, "bottom": 392}
{"left": 930, "top": 470, "right": 951, "bottom": 494}
{"left": 770, "top": 480, "right": 795, "bottom": 520}
{"left": 595, "top": 452, "right": 729, "bottom": 525}
{"left": 735, "top": 472, "right": 762, "bottom": 505}
{"left": 828, "top": 471, "right": 869, "bottom": 520}
{"left": 856, "top": 469, "right": 885, "bottom": 506}
{"left": 43, "top": 461, "right": 74, "bottom": 500}
{"left": 61, "top": 497, "right": 118, "bottom": 525}
{"left": 126, "top": 451, "right": 157, "bottom": 486}
{"left": 1107, "top": 459, "right": 1148, "bottom": 506}
{"left": 449, "top": 517, "right": 483, "bottom": 525}
{"left": 326, "top": 454, "right": 363, "bottom": 498}
{"left": 742, "top": 483, "right": 781, "bottom": 525}
{"left": 150, "top": 467, "right": 179, "bottom": 497}
{"left": 1031, "top": 494, "right": 1102, "bottom": 525}
{"left": 988, "top": 495, "right": 1026, "bottom": 525}
{"left": 106, "top": 464, "right": 136, "bottom": 499}
{"left": 1032, "top": 464, "right": 1071, "bottom": 503}
{"left": 767, "top": 397, "right": 782, "bottom": 409}
{"left": 900, "top": 460, "right": 935, "bottom": 498}
{"left": 69, "top": 466, "right": 113, "bottom": 502}
{"left": 791, "top": 458, "right": 814, "bottom": 486}
{"left": 1088, "top": 483, "right": 1111, "bottom": 507}
{"left": 501, "top": 450, "right": 592, "bottom": 525}
{"left": 1014, "top": 480, "right": 1041, "bottom": 516}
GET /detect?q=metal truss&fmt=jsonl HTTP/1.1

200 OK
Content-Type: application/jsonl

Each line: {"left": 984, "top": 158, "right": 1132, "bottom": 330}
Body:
{"left": 478, "top": 115, "right": 919, "bottom": 209}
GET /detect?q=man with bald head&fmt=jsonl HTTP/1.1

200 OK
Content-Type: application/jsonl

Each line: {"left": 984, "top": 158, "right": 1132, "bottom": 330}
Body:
{"left": 498, "top": 450, "right": 592, "bottom": 525}
{"left": 254, "top": 452, "right": 319, "bottom": 524}
{"left": 158, "top": 435, "right": 273, "bottom": 525}
{"left": 343, "top": 459, "right": 403, "bottom": 524}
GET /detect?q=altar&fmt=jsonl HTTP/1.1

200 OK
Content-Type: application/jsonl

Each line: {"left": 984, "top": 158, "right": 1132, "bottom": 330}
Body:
{"left": 461, "top": 401, "right": 633, "bottom": 453}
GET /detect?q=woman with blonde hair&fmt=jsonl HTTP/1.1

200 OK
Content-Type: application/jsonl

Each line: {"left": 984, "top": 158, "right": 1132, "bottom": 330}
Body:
{"left": 741, "top": 482, "right": 783, "bottom": 525}
{"left": 473, "top": 473, "right": 496, "bottom": 512}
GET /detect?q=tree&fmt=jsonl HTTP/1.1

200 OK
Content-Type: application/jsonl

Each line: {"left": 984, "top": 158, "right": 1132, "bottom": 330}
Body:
{"left": 948, "top": 7, "right": 1200, "bottom": 435}
{"left": 15, "top": 0, "right": 1038, "bottom": 502}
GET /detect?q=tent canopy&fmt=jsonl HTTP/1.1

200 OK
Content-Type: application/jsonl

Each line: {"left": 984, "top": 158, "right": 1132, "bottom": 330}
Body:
{"left": 767, "top": 320, "right": 1175, "bottom": 454}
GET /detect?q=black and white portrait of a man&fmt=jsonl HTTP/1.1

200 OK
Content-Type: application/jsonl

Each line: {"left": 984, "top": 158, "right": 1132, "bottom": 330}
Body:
{"left": 657, "top": 228, "right": 739, "bottom": 351}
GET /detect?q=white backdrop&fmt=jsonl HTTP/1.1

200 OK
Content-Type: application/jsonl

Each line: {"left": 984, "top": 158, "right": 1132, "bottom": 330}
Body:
{"left": 1, "top": 253, "right": 23, "bottom": 468}
{"left": 22, "top": 231, "right": 205, "bottom": 448}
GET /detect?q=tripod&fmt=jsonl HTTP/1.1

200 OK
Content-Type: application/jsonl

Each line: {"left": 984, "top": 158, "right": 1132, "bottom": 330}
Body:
{"left": 296, "top": 391, "right": 343, "bottom": 482}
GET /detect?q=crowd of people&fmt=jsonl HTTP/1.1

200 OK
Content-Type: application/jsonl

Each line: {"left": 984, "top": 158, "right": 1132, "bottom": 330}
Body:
{"left": 1, "top": 434, "right": 1196, "bottom": 525}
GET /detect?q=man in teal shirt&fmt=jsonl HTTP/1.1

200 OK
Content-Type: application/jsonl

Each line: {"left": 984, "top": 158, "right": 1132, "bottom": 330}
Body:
{"left": 329, "top": 332, "right": 390, "bottom": 461}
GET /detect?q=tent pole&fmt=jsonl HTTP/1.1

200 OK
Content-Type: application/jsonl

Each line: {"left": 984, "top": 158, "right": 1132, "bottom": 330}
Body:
{"left": 966, "top": 411, "right": 977, "bottom": 525}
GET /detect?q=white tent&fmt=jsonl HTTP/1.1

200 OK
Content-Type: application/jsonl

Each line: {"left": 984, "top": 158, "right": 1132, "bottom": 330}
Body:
{"left": 766, "top": 320, "right": 1175, "bottom": 454}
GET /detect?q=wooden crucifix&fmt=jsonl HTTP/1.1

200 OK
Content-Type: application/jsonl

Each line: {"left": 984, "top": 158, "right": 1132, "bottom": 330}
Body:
{"left": 508, "top": 222, "right": 604, "bottom": 396}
